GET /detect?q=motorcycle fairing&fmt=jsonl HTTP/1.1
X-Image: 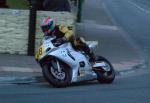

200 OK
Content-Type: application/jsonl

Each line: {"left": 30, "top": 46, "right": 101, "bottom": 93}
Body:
{"left": 46, "top": 43, "right": 95, "bottom": 82}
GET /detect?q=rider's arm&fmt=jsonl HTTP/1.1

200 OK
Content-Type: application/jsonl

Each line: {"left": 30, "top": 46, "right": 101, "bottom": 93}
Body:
{"left": 58, "top": 25, "right": 74, "bottom": 41}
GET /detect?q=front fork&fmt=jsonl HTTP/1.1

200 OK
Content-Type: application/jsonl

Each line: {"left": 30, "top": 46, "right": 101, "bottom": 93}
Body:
{"left": 56, "top": 60, "right": 61, "bottom": 72}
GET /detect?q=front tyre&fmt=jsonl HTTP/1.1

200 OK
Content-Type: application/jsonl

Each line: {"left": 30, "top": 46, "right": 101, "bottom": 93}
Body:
{"left": 94, "top": 56, "right": 115, "bottom": 83}
{"left": 42, "top": 59, "right": 71, "bottom": 88}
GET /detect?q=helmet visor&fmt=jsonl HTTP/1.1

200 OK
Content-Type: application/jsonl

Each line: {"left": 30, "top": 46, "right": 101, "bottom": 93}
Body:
{"left": 41, "top": 25, "right": 50, "bottom": 32}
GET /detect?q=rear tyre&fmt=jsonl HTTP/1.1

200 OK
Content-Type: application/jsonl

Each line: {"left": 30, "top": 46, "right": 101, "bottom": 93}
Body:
{"left": 94, "top": 56, "right": 115, "bottom": 83}
{"left": 42, "top": 59, "right": 71, "bottom": 88}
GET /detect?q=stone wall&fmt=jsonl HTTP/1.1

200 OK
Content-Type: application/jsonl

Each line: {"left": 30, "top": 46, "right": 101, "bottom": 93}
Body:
{"left": 0, "top": 9, "right": 75, "bottom": 54}
{"left": 0, "top": 9, "right": 29, "bottom": 54}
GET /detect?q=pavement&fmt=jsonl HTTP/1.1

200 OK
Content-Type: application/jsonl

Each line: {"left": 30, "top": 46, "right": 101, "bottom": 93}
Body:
{"left": 0, "top": 54, "right": 43, "bottom": 83}
{"left": 0, "top": 0, "right": 148, "bottom": 83}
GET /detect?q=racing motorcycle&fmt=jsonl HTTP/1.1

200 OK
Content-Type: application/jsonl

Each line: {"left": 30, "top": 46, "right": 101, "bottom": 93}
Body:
{"left": 35, "top": 36, "right": 115, "bottom": 87}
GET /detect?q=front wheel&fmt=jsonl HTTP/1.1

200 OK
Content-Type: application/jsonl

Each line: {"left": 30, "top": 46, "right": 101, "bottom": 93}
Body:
{"left": 42, "top": 59, "right": 71, "bottom": 88}
{"left": 94, "top": 56, "right": 115, "bottom": 83}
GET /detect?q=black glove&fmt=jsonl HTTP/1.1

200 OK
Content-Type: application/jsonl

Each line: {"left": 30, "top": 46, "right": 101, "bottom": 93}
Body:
{"left": 57, "top": 38, "right": 64, "bottom": 43}
{"left": 54, "top": 38, "right": 65, "bottom": 46}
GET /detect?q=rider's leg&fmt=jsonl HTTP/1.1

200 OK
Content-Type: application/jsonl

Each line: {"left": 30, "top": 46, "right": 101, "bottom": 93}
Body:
{"left": 73, "top": 37, "right": 96, "bottom": 62}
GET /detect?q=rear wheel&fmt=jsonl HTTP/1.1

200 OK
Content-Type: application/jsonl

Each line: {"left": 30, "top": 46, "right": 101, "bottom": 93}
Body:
{"left": 42, "top": 59, "right": 71, "bottom": 88}
{"left": 94, "top": 56, "right": 115, "bottom": 83}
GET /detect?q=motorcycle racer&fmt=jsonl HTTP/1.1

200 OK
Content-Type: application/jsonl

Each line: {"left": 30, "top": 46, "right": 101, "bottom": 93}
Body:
{"left": 40, "top": 16, "right": 95, "bottom": 62}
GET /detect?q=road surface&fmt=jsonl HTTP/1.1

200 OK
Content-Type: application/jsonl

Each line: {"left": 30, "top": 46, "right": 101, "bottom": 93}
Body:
{"left": 0, "top": 69, "right": 150, "bottom": 103}
{"left": 103, "top": 0, "right": 150, "bottom": 60}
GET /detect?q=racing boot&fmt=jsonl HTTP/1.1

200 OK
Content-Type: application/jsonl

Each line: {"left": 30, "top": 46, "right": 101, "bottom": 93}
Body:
{"left": 88, "top": 52, "right": 96, "bottom": 63}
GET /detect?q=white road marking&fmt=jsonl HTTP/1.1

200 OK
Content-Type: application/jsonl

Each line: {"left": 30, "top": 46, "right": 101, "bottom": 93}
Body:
{"left": 128, "top": 0, "right": 150, "bottom": 14}
{"left": 77, "top": 21, "right": 119, "bottom": 31}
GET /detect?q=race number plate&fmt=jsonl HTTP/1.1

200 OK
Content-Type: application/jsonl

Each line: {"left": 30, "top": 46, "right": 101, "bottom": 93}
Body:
{"left": 35, "top": 45, "right": 45, "bottom": 60}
